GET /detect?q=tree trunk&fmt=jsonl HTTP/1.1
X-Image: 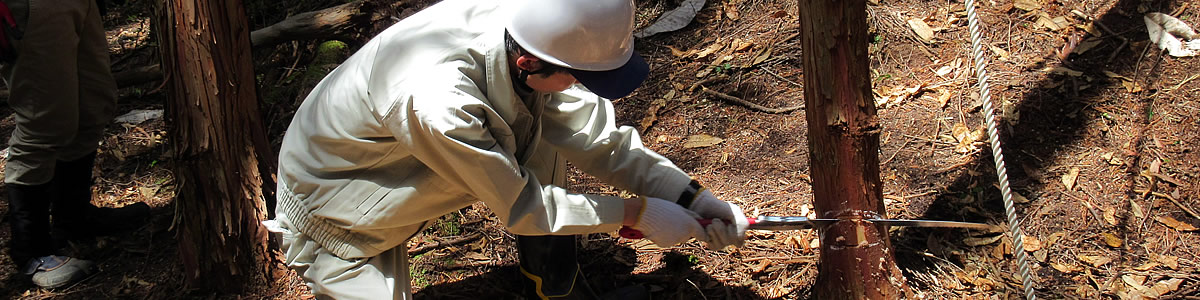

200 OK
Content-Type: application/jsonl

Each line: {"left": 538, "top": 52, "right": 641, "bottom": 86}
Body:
{"left": 153, "top": 0, "right": 277, "bottom": 292}
{"left": 797, "top": 0, "right": 911, "bottom": 298}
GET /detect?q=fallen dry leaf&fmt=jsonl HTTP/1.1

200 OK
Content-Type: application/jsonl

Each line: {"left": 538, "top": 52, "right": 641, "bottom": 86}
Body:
{"left": 1045, "top": 66, "right": 1084, "bottom": 77}
{"left": 1131, "top": 199, "right": 1145, "bottom": 219}
{"left": 723, "top": 0, "right": 740, "bottom": 20}
{"left": 951, "top": 123, "right": 983, "bottom": 154}
{"left": 1023, "top": 235, "right": 1042, "bottom": 252}
{"left": 1103, "top": 207, "right": 1117, "bottom": 225}
{"left": 1051, "top": 262, "right": 1081, "bottom": 273}
{"left": 1103, "top": 70, "right": 1131, "bottom": 81}
{"left": 640, "top": 96, "right": 668, "bottom": 131}
{"left": 750, "top": 45, "right": 773, "bottom": 66}
{"left": 683, "top": 134, "right": 725, "bottom": 148}
{"left": 1077, "top": 254, "right": 1113, "bottom": 267}
{"left": 964, "top": 234, "right": 1003, "bottom": 246}
{"left": 666, "top": 45, "right": 694, "bottom": 57}
{"left": 1078, "top": 22, "right": 1103, "bottom": 37}
{"left": 989, "top": 44, "right": 1011, "bottom": 60}
{"left": 695, "top": 42, "right": 725, "bottom": 59}
{"left": 1154, "top": 215, "right": 1198, "bottom": 231}
{"left": 1122, "top": 274, "right": 1147, "bottom": 289}
{"left": 1149, "top": 278, "right": 1184, "bottom": 297}
{"left": 1121, "top": 80, "right": 1144, "bottom": 93}
{"left": 1101, "top": 232, "right": 1123, "bottom": 248}
{"left": 1062, "top": 167, "right": 1080, "bottom": 190}
{"left": 936, "top": 90, "right": 953, "bottom": 108}
{"left": 907, "top": 18, "right": 935, "bottom": 43}
{"left": 1014, "top": 0, "right": 1042, "bottom": 11}
{"left": 731, "top": 38, "right": 754, "bottom": 52}
{"left": 1133, "top": 262, "right": 1159, "bottom": 271}
{"left": 1149, "top": 158, "right": 1162, "bottom": 174}
{"left": 1012, "top": 191, "right": 1031, "bottom": 204}
{"left": 1035, "top": 13, "right": 1070, "bottom": 31}
{"left": 1101, "top": 151, "right": 1124, "bottom": 166}
{"left": 1044, "top": 231, "right": 1065, "bottom": 247}
{"left": 1072, "top": 38, "right": 1104, "bottom": 55}
{"left": 461, "top": 251, "right": 491, "bottom": 261}
{"left": 1152, "top": 254, "right": 1179, "bottom": 269}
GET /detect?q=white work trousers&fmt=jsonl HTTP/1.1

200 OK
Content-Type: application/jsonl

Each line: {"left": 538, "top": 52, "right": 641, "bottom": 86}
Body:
{"left": 277, "top": 139, "right": 567, "bottom": 299}
{"left": 279, "top": 212, "right": 412, "bottom": 300}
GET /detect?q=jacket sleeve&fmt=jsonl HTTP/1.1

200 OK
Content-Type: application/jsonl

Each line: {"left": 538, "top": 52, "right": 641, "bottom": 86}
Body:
{"left": 382, "top": 82, "right": 625, "bottom": 235}
{"left": 541, "top": 87, "right": 693, "bottom": 202}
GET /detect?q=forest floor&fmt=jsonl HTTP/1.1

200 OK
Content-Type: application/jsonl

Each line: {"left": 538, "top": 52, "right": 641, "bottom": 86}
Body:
{"left": 1, "top": 0, "right": 1198, "bottom": 299}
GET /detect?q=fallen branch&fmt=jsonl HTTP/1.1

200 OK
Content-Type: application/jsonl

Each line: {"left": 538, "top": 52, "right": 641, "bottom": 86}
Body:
{"left": 250, "top": 0, "right": 387, "bottom": 48}
{"left": 700, "top": 86, "right": 803, "bottom": 114}
{"left": 689, "top": 75, "right": 729, "bottom": 92}
{"left": 408, "top": 232, "right": 482, "bottom": 255}
{"left": 1134, "top": 188, "right": 1200, "bottom": 220}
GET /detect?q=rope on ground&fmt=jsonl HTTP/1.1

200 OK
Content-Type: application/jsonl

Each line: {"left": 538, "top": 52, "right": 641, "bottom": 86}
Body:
{"left": 964, "top": 0, "right": 1038, "bottom": 299}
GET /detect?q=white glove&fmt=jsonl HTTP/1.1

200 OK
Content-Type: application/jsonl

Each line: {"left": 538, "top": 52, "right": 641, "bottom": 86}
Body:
{"left": 633, "top": 197, "right": 708, "bottom": 247}
{"left": 689, "top": 189, "right": 749, "bottom": 250}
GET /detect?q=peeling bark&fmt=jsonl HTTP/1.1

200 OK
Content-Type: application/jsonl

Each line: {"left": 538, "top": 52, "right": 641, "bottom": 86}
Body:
{"left": 153, "top": 0, "right": 277, "bottom": 292}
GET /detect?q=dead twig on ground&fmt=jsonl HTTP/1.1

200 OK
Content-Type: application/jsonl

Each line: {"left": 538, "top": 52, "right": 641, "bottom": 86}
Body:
{"left": 700, "top": 87, "right": 803, "bottom": 114}
{"left": 689, "top": 75, "right": 729, "bottom": 92}
{"left": 1134, "top": 189, "right": 1200, "bottom": 220}
{"left": 759, "top": 67, "right": 803, "bottom": 88}
{"left": 408, "top": 232, "right": 482, "bottom": 255}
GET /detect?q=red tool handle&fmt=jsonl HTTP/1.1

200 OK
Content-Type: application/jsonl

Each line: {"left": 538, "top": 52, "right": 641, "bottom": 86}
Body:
{"left": 619, "top": 217, "right": 755, "bottom": 239}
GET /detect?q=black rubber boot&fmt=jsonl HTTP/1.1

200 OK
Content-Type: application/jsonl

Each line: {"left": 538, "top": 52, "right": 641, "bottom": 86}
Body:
{"left": 517, "top": 235, "right": 649, "bottom": 300}
{"left": 51, "top": 153, "right": 149, "bottom": 239}
{"left": 7, "top": 182, "right": 55, "bottom": 270}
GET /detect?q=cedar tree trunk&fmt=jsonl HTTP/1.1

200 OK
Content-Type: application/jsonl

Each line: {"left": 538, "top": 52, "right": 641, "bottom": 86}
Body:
{"left": 153, "top": 0, "right": 277, "bottom": 292}
{"left": 798, "top": 0, "right": 911, "bottom": 298}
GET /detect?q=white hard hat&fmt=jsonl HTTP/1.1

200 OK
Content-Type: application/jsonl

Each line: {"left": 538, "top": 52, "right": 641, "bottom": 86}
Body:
{"left": 507, "top": 0, "right": 649, "bottom": 99}
{"left": 507, "top": 0, "right": 637, "bottom": 71}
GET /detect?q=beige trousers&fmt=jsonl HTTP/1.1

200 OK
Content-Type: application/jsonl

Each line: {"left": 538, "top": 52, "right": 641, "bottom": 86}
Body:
{"left": 279, "top": 212, "right": 413, "bottom": 300}
{"left": 2, "top": 0, "right": 117, "bottom": 185}
{"left": 276, "top": 140, "right": 567, "bottom": 299}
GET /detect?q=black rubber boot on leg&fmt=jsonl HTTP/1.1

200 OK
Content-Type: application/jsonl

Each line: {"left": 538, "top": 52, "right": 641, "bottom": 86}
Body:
{"left": 51, "top": 152, "right": 149, "bottom": 240}
{"left": 517, "top": 235, "right": 648, "bottom": 300}
{"left": 7, "top": 182, "right": 55, "bottom": 269}
{"left": 8, "top": 183, "right": 98, "bottom": 288}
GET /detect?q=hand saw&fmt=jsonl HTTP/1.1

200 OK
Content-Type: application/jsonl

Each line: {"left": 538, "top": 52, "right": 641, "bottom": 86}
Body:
{"left": 619, "top": 216, "right": 995, "bottom": 239}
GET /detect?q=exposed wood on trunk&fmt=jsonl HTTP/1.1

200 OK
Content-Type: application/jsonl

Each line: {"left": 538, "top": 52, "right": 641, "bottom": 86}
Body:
{"left": 153, "top": 0, "right": 277, "bottom": 292}
{"left": 798, "top": 0, "right": 911, "bottom": 298}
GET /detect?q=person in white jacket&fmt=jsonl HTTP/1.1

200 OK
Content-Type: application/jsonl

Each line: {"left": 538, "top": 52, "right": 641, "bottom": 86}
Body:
{"left": 270, "top": 0, "right": 749, "bottom": 299}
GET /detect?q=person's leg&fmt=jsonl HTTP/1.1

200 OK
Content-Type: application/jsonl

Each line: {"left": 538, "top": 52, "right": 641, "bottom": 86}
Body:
{"left": 279, "top": 214, "right": 411, "bottom": 300}
{"left": 517, "top": 235, "right": 600, "bottom": 300}
{"left": 518, "top": 141, "right": 648, "bottom": 300}
{"left": 49, "top": 0, "right": 144, "bottom": 241}
{"left": 3, "top": 0, "right": 99, "bottom": 288}
{"left": 519, "top": 144, "right": 600, "bottom": 299}
{"left": 3, "top": 0, "right": 87, "bottom": 186}
{"left": 63, "top": 0, "right": 116, "bottom": 162}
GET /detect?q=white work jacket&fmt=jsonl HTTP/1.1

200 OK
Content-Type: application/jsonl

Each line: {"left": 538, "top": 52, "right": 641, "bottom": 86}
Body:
{"left": 275, "top": 0, "right": 692, "bottom": 259}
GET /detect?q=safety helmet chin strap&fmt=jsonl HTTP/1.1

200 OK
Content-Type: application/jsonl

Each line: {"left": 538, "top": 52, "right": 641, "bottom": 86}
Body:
{"left": 515, "top": 58, "right": 553, "bottom": 93}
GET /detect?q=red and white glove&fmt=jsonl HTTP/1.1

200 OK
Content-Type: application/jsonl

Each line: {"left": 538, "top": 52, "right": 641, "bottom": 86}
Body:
{"left": 632, "top": 197, "right": 709, "bottom": 247}
{"left": 689, "top": 189, "right": 749, "bottom": 250}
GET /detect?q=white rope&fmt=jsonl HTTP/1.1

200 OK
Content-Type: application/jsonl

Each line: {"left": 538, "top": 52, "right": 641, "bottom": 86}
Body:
{"left": 962, "top": 0, "right": 1037, "bottom": 299}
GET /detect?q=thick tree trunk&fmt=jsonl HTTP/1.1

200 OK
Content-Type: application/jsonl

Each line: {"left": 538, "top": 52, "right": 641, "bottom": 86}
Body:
{"left": 797, "top": 0, "right": 911, "bottom": 298}
{"left": 154, "top": 0, "right": 276, "bottom": 292}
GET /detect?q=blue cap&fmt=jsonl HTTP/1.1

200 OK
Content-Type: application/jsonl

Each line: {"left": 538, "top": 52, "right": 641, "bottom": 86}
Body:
{"left": 567, "top": 51, "right": 649, "bottom": 99}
